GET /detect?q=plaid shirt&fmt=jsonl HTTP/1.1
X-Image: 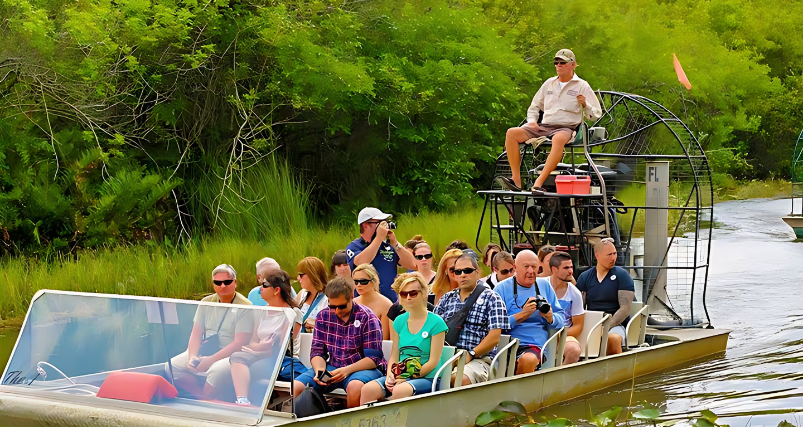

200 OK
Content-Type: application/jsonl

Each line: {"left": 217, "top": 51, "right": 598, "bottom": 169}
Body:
{"left": 310, "top": 303, "right": 386, "bottom": 372}
{"left": 434, "top": 286, "right": 508, "bottom": 358}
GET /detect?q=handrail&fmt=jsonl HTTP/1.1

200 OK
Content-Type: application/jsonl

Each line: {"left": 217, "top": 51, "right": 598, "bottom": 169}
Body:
{"left": 489, "top": 338, "right": 519, "bottom": 380}
{"left": 540, "top": 327, "right": 567, "bottom": 369}
{"left": 432, "top": 349, "right": 466, "bottom": 392}
{"left": 626, "top": 304, "right": 650, "bottom": 348}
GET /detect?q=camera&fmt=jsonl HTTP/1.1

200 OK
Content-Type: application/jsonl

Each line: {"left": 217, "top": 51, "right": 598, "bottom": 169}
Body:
{"left": 386, "top": 221, "right": 397, "bottom": 230}
{"left": 528, "top": 295, "right": 550, "bottom": 314}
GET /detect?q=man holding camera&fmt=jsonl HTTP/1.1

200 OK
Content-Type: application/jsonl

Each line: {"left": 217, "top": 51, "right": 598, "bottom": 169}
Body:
{"left": 347, "top": 207, "right": 418, "bottom": 302}
{"left": 494, "top": 250, "right": 564, "bottom": 374}
{"left": 293, "top": 277, "right": 385, "bottom": 408}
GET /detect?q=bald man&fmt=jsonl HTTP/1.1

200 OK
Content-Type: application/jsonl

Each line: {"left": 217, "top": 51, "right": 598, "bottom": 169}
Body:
{"left": 493, "top": 250, "right": 564, "bottom": 374}
{"left": 576, "top": 238, "right": 635, "bottom": 355}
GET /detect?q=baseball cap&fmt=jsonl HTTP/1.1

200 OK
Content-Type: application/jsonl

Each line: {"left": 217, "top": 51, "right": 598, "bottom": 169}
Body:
{"left": 212, "top": 263, "right": 237, "bottom": 280}
{"left": 357, "top": 207, "right": 392, "bottom": 225}
{"left": 555, "top": 49, "right": 576, "bottom": 63}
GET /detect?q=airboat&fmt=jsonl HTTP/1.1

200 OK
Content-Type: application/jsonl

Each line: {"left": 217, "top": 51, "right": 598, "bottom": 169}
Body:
{"left": 781, "top": 129, "right": 803, "bottom": 238}
{"left": 0, "top": 92, "right": 729, "bottom": 427}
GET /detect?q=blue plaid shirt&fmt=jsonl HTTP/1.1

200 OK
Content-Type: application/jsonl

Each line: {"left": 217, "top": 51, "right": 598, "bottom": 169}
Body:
{"left": 434, "top": 286, "right": 508, "bottom": 358}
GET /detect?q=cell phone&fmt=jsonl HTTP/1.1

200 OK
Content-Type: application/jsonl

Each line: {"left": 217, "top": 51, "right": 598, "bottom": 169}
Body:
{"left": 317, "top": 370, "right": 334, "bottom": 382}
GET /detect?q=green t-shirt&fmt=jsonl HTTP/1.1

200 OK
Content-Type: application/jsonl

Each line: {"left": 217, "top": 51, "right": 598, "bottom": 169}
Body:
{"left": 393, "top": 312, "right": 449, "bottom": 379}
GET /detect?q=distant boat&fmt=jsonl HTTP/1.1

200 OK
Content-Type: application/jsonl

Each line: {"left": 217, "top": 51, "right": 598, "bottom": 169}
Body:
{"left": 782, "top": 128, "right": 803, "bottom": 238}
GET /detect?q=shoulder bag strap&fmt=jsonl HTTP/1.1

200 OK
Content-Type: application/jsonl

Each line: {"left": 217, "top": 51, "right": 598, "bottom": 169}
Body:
{"left": 301, "top": 292, "right": 325, "bottom": 325}
{"left": 458, "top": 284, "right": 485, "bottom": 326}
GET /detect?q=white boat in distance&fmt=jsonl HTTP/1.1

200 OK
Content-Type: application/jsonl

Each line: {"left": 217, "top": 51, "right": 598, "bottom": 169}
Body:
{"left": 0, "top": 290, "right": 729, "bottom": 427}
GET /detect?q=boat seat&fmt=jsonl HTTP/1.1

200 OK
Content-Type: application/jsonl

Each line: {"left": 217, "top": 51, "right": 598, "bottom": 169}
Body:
{"left": 578, "top": 311, "right": 612, "bottom": 360}
{"left": 431, "top": 346, "right": 466, "bottom": 392}
{"left": 299, "top": 332, "right": 313, "bottom": 368}
{"left": 540, "top": 327, "right": 567, "bottom": 370}
{"left": 489, "top": 337, "right": 519, "bottom": 380}
{"left": 626, "top": 304, "right": 649, "bottom": 349}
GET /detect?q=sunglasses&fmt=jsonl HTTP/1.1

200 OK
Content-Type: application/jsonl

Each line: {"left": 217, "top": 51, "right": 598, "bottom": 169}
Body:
{"left": 329, "top": 303, "right": 349, "bottom": 310}
{"left": 554, "top": 60, "right": 568, "bottom": 65}
{"left": 213, "top": 279, "right": 234, "bottom": 286}
{"left": 297, "top": 273, "right": 306, "bottom": 278}
{"left": 414, "top": 253, "right": 433, "bottom": 260}
{"left": 261, "top": 282, "right": 278, "bottom": 288}
{"left": 497, "top": 268, "right": 513, "bottom": 275}
{"left": 453, "top": 268, "right": 477, "bottom": 276}
{"left": 353, "top": 278, "right": 373, "bottom": 286}
{"left": 399, "top": 289, "right": 420, "bottom": 299}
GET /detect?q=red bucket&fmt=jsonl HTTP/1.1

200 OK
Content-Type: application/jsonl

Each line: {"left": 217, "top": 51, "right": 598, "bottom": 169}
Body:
{"left": 555, "top": 175, "right": 591, "bottom": 195}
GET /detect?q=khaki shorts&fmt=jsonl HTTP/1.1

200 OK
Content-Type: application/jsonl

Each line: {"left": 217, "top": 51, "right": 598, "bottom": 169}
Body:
{"left": 457, "top": 356, "right": 492, "bottom": 384}
{"left": 520, "top": 123, "right": 574, "bottom": 141}
{"left": 566, "top": 336, "right": 580, "bottom": 345}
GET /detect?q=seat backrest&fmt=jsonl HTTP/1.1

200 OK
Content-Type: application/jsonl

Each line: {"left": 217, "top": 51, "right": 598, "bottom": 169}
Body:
{"left": 498, "top": 334, "right": 511, "bottom": 350}
{"left": 299, "top": 333, "right": 313, "bottom": 368}
{"left": 630, "top": 301, "right": 644, "bottom": 317}
{"left": 382, "top": 340, "right": 393, "bottom": 362}
{"left": 540, "top": 327, "right": 566, "bottom": 370}
{"left": 434, "top": 346, "right": 456, "bottom": 392}
{"left": 626, "top": 304, "right": 649, "bottom": 348}
{"left": 578, "top": 311, "right": 609, "bottom": 359}
{"left": 489, "top": 338, "right": 519, "bottom": 380}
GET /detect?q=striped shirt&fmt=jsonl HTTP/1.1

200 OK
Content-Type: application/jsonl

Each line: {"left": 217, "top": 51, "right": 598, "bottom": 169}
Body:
{"left": 310, "top": 303, "right": 386, "bottom": 371}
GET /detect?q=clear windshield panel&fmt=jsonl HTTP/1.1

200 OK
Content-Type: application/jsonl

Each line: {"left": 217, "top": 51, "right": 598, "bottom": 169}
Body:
{"left": 1, "top": 291, "right": 294, "bottom": 424}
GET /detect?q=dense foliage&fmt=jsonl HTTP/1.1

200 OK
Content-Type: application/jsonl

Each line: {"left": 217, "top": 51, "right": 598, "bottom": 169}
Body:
{"left": 1, "top": 0, "right": 802, "bottom": 254}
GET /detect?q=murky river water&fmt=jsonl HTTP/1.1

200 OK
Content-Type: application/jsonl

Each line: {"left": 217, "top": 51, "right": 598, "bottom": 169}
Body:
{"left": 0, "top": 198, "right": 800, "bottom": 425}
{"left": 545, "top": 197, "right": 803, "bottom": 425}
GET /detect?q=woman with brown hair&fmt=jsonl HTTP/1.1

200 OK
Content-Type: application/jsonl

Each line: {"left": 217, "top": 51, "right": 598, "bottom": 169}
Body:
{"left": 353, "top": 263, "right": 394, "bottom": 339}
{"left": 430, "top": 248, "right": 463, "bottom": 306}
{"left": 330, "top": 250, "right": 351, "bottom": 279}
{"left": 412, "top": 242, "right": 436, "bottom": 285}
{"left": 294, "top": 256, "right": 329, "bottom": 332}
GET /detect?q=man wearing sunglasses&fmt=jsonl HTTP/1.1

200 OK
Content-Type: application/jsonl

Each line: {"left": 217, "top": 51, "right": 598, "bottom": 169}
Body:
{"left": 498, "top": 49, "right": 602, "bottom": 193}
{"left": 493, "top": 250, "right": 564, "bottom": 375}
{"left": 293, "top": 277, "right": 385, "bottom": 409}
{"left": 171, "top": 264, "right": 254, "bottom": 398}
{"left": 434, "top": 254, "right": 508, "bottom": 386}
{"left": 346, "top": 207, "right": 418, "bottom": 302}
{"left": 480, "top": 251, "right": 515, "bottom": 289}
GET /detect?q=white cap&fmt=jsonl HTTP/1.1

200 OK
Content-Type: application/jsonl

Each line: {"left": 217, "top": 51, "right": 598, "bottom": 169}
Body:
{"left": 212, "top": 263, "right": 237, "bottom": 280}
{"left": 357, "top": 207, "right": 392, "bottom": 225}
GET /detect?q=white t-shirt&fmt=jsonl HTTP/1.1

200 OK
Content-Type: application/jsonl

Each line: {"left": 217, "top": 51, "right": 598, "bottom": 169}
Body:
{"left": 255, "top": 307, "right": 303, "bottom": 358}
{"left": 557, "top": 80, "right": 568, "bottom": 92}
{"left": 298, "top": 290, "right": 329, "bottom": 323}
{"left": 547, "top": 278, "right": 585, "bottom": 328}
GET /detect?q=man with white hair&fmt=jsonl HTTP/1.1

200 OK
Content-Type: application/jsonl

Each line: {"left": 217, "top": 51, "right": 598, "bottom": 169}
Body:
{"left": 172, "top": 264, "right": 253, "bottom": 398}
{"left": 346, "top": 207, "right": 417, "bottom": 302}
{"left": 493, "top": 250, "right": 564, "bottom": 374}
{"left": 576, "top": 238, "right": 635, "bottom": 355}
{"left": 248, "top": 257, "right": 297, "bottom": 305}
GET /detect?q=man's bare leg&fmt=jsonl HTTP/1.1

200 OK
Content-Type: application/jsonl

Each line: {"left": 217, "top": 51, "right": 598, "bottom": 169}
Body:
{"left": 504, "top": 127, "right": 532, "bottom": 188}
{"left": 532, "top": 131, "right": 571, "bottom": 189}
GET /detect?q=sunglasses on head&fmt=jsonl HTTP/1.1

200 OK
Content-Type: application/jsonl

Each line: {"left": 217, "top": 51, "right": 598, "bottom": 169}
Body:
{"left": 453, "top": 268, "right": 477, "bottom": 276}
{"left": 353, "top": 278, "right": 373, "bottom": 286}
{"left": 554, "top": 60, "right": 568, "bottom": 65}
{"left": 399, "top": 289, "right": 420, "bottom": 299}
{"left": 497, "top": 268, "right": 513, "bottom": 275}
{"left": 213, "top": 279, "right": 234, "bottom": 286}
{"left": 329, "top": 303, "right": 349, "bottom": 310}
{"left": 414, "top": 253, "right": 433, "bottom": 260}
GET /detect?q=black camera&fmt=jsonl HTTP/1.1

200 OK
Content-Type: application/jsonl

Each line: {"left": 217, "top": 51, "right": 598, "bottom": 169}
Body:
{"left": 528, "top": 295, "right": 550, "bottom": 314}
{"left": 386, "top": 221, "right": 397, "bottom": 230}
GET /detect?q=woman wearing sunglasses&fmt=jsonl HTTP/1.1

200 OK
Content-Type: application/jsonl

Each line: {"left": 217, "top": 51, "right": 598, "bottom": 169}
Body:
{"left": 412, "top": 242, "right": 436, "bottom": 285}
{"left": 430, "top": 248, "right": 463, "bottom": 306}
{"left": 360, "top": 273, "right": 448, "bottom": 404}
{"left": 294, "top": 257, "right": 329, "bottom": 332}
{"left": 228, "top": 269, "right": 305, "bottom": 405}
{"left": 353, "top": 264, "right": 393, "bottom": 340}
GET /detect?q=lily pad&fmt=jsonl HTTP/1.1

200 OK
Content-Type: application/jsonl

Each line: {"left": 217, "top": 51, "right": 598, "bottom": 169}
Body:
{"left": 496, "top": 401, "right": 528, "bottom": 416}
{"left": 476, "top": 410, "right": 511, "bottom": 426}
{"left": 632, "top": 409, "right": 660, "bottom": 420}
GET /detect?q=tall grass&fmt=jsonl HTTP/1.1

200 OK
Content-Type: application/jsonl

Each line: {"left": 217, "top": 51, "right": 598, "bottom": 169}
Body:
{"left": 0, "top": 203, "right": 489, "bottom": 327}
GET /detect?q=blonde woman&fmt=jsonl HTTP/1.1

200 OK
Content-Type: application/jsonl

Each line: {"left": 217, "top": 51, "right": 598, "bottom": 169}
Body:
{"left": 412, "top": 242, "right": 436, "bottom": 285}
{"left": 295, "top": 257, "right": 329, "bottom": 332}
{"left": 430, "top": 249, "right": 463, "bottom": 305}
{"left": 360, "top": 273, "right": 447, "bottom": 403}
{"left": 353, "top": 264, "right": 394, "bottom": 340}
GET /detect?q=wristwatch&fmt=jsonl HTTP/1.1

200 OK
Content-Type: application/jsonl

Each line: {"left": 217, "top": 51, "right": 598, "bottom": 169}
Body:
{"left": 468, "top": 350, "right": 476, "bottom": 358}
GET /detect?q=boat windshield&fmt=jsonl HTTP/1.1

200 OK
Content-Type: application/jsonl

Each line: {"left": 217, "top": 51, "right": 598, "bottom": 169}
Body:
{"left": 1, "top": 290, "right": 295, "bottom": 425}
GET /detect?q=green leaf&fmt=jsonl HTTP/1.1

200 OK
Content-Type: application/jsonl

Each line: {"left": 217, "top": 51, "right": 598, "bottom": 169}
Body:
{"left": 546, "top": 418, "right": 573, "bottom": 427}
{"left": 699, "top": 410, "right": 718, "bottom": 423}
{"left": 591, "top": 406, "right": 622, "bottom": 427}
{"left": 777, "top": 422, "right": 795, "bottom": 427}
{"left": 496, "top": 401, "right": 527, "bottom": 416}
{"left": 632, "top": 409, "right": 661, "bottom": 420}
{"left": 475, "top": 410, "right": 510, "bottom": 426}
{"left": 692, "top": 418, "right": 716, "bottom": 427}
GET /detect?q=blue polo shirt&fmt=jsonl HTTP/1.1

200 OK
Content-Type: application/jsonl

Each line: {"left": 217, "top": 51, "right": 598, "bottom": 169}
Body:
{"left": 345, "top": 237, "right": 400, "bottom": 302}
{"left": 493, "top": 277, "right": 564, "bottom": 348}
{"left": 576, "top": 266, "right": 635, "bottom": 327}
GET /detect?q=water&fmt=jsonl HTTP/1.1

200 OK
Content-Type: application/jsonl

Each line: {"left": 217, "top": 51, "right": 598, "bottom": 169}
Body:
{"left": 545, "top": 198, "right": 803, "bottom": 425}
{"left": 0, "top": 198, "right": 800, "bottom": 425}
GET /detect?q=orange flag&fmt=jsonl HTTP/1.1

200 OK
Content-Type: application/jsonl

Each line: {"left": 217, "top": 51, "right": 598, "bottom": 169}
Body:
{"left": 673, "top": 53, "right": 692, "bottom": 90}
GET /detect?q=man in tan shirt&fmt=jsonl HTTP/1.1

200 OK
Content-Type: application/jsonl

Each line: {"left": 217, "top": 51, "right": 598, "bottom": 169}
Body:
{"left": 498, "top": 49, "right": 602, "bottom": 193}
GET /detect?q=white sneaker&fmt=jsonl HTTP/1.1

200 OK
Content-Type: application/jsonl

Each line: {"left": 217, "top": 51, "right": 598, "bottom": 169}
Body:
{"left": 235, "top": 396, "right": 251, "bottom": 405}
